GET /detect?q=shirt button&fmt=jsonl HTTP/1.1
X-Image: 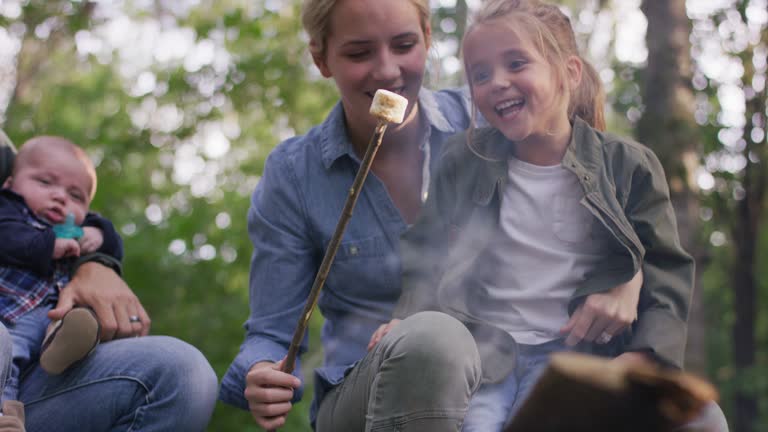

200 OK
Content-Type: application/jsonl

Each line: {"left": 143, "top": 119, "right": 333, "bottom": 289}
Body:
{"left": 349, "top": 246, "right": 359, "bottom": 256}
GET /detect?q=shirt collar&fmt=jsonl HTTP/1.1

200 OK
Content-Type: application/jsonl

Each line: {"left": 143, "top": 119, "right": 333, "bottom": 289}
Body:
{"left": 319, "top": 88, "right": 458, "bottom": 169}
{"left": 562, "top": 116, "right": 603, "bottom": 177}
{"left": 1, "top": 187, "right": 26, "bottom": 204}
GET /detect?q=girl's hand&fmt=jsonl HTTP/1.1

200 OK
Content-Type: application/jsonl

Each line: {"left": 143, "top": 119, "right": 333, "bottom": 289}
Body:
{"left": 245, "top": 358, "right": 302, "bottom": 430}
{"left": 561, "top": 269, "right": 643, "bottom": 346}
{"left": 367, "top": 319, "right": 402, "bottom": 351}
{"left": 79, "top": 227, "right": 104, "bottom": 254}
{"left": 53, "top": 238, "right": 80, "bottom": 259}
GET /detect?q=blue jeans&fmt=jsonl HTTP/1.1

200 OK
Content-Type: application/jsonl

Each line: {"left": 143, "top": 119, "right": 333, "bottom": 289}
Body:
{"left": 461, "top": 336, "right": 730, "bottom": 432}
{"left": 3, "top": 304, "right": 50, "bottom": 401}
{"left": 0, "top": 316, "right": 218, "bottom": 431}
{"left": 462, "top": 338, "right": 565, "bottom": 432}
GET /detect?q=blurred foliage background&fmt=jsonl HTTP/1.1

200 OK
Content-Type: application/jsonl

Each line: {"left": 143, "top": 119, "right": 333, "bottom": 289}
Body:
{"left": 0, "top": 0, "right": 766, "bottom": 431}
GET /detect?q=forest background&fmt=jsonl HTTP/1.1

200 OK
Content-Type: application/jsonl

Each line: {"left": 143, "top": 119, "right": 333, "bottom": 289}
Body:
{"left": 0, "top": 0, "right": 766, "bottom": 431}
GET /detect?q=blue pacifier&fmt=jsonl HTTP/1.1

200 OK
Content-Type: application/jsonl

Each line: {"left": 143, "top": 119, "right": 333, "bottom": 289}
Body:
{"left": 53, "top": 213, "right": 83, "bottom": 239}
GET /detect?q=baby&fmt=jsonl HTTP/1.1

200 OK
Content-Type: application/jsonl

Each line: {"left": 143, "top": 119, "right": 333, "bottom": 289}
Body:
{"left": 0, "top": 136, "right": 122, "bottom": 429}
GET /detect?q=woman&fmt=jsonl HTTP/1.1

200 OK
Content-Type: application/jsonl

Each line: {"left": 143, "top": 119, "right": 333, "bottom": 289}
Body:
{"left": 220, "top": 0, "right": 645, "bottom": 430}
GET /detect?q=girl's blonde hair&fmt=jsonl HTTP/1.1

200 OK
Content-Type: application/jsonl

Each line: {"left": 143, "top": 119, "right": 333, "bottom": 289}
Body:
{"left": 301, "top": 0, "right": 432, "bottom": 59}
{"left": 464, "top": 0, "right": 606, "bottom": 132}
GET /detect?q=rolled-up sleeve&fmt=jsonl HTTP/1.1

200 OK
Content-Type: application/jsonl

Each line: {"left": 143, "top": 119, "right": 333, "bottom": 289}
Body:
{"left": 220, "top": 147, "right": 318, "bottom": 409}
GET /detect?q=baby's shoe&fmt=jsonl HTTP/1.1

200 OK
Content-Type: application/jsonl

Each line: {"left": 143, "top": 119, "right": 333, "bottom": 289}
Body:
{"left": 0, "top": 400, "right": 25, "bottom": 432}
{"left": 40, "top": 307, "right": 100, "bottom": 375}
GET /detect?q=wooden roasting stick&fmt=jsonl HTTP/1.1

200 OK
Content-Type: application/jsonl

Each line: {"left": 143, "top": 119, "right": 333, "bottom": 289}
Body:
{"left": 268, "top": 89, "right": 408, "bottom": 432}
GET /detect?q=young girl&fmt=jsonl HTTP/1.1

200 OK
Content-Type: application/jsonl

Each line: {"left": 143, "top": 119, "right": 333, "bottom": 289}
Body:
{"left": 391, "top": 0, "right": 696, "bottom": 430}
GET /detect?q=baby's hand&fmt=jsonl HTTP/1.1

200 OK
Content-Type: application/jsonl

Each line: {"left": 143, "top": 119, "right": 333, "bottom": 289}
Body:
{"left": 79, "top": 227, "right": 104, "bottom": 254}
{"left": 53, "top": 238, "right": 81, "bottom": 259}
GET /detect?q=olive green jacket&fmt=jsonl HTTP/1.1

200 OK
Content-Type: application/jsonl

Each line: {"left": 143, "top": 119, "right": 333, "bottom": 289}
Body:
{"left": 394, "top": 118, "right": 694, "bottom": 375}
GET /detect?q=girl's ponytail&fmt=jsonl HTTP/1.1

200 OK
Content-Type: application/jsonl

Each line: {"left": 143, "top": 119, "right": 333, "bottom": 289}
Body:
{"left": 570, "top": 58, "right": 606, "bottom": 131}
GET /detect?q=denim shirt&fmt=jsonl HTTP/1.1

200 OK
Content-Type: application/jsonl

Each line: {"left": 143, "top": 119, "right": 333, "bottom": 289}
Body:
{"left": 220, "top": 88, "right": 472, "bottom": 418}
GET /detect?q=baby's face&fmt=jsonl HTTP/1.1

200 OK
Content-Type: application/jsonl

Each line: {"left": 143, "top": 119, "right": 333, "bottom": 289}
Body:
{"left": 6, "top": 147, "right": 92, "bottom": 225}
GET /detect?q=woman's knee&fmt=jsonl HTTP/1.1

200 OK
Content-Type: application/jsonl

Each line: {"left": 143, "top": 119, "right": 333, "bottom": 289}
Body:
{"left": 144, "top": 336, "right": 217, "bottom": 396}
{"left": 21, "top": 336, "right": 218, "bottom": 432}
{"left": 102, "top": 336, "right": 218, "bottom": 409}
{"left": 386, "top": 311, "right": 480, "bottom": 375}
{"left": 129, "top": 336, "right": 218, "bottom": 429}
{"left": 359, "top": 312, "right": 481, "bottom": 425}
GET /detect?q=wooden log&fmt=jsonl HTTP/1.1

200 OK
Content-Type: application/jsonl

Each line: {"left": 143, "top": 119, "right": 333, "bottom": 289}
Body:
{"left": 504, "top": 352, "right": 718, "bottom": 432}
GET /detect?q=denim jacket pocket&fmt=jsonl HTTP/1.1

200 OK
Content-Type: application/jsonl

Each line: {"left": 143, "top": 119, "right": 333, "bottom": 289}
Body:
{"left": 327, "top": 234, "right": 399, "bottom": 303}
{"left": 335, "top": 234, "right": 390, "bottom": 260}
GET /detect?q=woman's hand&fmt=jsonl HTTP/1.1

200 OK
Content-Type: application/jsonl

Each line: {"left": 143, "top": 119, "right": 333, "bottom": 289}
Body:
{"left": 560, "top": 269, "right": 643, "bottom": 346}
{"left": 367, "top": 319, "right": 401, "bottom": 351}
{"left": 47, "top": 261, "right": 151, "bottom": 340}
{"left": 245, "top": 358, "right": 302, "bottom": 430}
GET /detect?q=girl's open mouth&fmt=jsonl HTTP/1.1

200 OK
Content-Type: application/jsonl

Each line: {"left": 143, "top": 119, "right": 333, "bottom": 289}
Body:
{"left": 495, "top": 98, "right": 524, "bottom": 118}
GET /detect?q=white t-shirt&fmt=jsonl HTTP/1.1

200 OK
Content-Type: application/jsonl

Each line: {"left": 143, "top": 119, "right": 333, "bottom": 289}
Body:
{"left": 467, "top": 156, "right": 612, "bottom": 345}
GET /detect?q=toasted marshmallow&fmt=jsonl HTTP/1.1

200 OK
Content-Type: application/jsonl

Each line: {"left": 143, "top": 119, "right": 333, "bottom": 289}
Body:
{"left": 369, "top": 89, "right": 408, "bottom": 124}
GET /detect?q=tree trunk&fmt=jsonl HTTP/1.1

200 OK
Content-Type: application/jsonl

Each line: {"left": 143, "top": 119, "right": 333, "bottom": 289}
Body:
{"left": 728, "top": 23, "right": 766, "bottom": 430}
{"left": 731, "top": 202, "right": 758, "bottom": 432}
{"left": 455, "top": 0, "right": 468, "bottom": 43}
{"left": 637, "top": 0, "right": 706, "bottom": 374}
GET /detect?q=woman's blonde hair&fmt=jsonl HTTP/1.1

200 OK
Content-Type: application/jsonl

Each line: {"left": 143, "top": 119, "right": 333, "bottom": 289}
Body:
{"left": 464, "top": 0, "right": 605, "bottom": 132}
{"left": 301, "top": 0, "right": 432, "bottom": 59}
